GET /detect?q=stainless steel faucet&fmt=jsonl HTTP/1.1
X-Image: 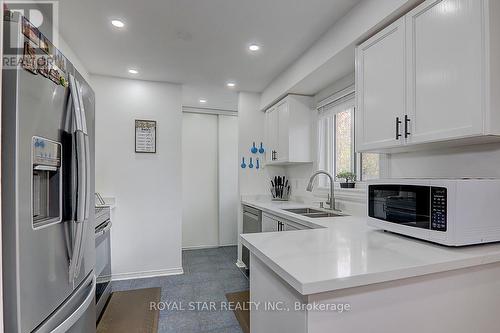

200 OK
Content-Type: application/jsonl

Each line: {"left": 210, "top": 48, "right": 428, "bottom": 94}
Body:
{"left": 306, "top": 170, "right": 337, "bottom": 211}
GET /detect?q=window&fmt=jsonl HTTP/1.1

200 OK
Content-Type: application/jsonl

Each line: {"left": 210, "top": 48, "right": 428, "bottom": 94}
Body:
{"left": 317, "top": 94, "right": 380, "bottom": 187}
{"left": 361, "top": 153, "right": 380, "bottom": 181}
{"left": 335, "top": 109, "right": 353, "bottom": 175}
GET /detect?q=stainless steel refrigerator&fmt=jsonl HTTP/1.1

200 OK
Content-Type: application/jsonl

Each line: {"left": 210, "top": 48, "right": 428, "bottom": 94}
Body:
{"left": 2, "top": 12, "right": 96, "bottom": 333}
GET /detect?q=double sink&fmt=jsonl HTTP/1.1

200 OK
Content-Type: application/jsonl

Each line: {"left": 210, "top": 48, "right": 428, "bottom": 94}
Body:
{"left": 283, "top": 208, "right": 345, "bottom": 219}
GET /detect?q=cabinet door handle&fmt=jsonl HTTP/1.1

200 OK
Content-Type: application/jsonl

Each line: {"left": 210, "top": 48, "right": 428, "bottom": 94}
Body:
{"left": 404, "top": 115, "right": 411, "bottom": 138}
{"left": 395, "top": 117, "right": 402, "bottom": 140}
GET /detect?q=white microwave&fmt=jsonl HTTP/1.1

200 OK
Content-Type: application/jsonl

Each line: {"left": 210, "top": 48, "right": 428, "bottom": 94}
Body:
{"left": 367, "top": 179, "right": 500, "bottom": 246}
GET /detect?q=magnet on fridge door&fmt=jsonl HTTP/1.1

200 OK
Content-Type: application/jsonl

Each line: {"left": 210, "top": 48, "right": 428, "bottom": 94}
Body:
{"left": 22, "top": 42, "right": 37, "bottom": 74}
{"left": 241, "top": 157, "right": 246, "bottom": 169}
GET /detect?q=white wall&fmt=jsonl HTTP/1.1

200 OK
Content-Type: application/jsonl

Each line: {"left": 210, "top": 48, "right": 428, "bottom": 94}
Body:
{"left": 314, "top": 73, "right": 355, "bottom": 105}
{"left": 237, "top": 92, "right": 286, "bottom": 263}
{"left": 57, "top": 37, "right": 89, "bottom": 82}
{"left": 388, "top": 143, "right": 500, "bottom": 179}
{"left": 91, "top": 75, "right": 183, "bottom": 279}
{"left": 260, "top": 0, "right": 421, "bottom": 109}
{"left": 182, "top": 84, "right": 238, "bottom": 111}
{"left": 238, "top": 92, "right": 272, "bottom": 196}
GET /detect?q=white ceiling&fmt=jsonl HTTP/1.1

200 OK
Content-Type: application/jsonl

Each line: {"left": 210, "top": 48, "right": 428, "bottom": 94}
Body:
{"left": 58, "top": 0, "right": 362, "bottom": 94}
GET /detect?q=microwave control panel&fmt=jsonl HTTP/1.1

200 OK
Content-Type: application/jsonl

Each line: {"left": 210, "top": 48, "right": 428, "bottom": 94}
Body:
{"left": 431, "top": 187, "right": 447, "bottom": 231}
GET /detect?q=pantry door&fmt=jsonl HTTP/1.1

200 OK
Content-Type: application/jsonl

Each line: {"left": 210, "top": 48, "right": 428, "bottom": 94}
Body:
{"left": 218, "top": 115, "right": 238, "bottom": 246}
{"left": 182, "top": 113, "right": 219, "bottom": 248}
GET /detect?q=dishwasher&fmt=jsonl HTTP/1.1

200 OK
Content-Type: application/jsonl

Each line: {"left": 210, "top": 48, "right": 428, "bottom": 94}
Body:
{"left": 242, "top": 205, "right": 262, "bottom": 271}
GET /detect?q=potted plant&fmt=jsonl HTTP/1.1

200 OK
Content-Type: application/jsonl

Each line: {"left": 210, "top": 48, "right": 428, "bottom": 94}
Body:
{"left": 336, "top": 171, "right": 356, "bottom": 189}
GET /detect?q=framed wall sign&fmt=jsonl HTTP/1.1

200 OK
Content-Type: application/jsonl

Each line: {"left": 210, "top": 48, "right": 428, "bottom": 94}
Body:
{"left": 135, "top": 119, "right": 157, "bottom": 153}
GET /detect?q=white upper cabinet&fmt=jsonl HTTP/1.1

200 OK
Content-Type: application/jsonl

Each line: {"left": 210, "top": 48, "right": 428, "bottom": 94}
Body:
{"left": 356, "top": 17, "right": 406, "bottom": 151}
{"left": 265, "top": 95, "right": 313, "bottom": 165}
{"left": 265, "top": 105, "right": 279, "bottom": 164}
{"left": 356, "top": 0, "right": 500, "bottom": 152}
{"left": 277, "top": 99, "right": 290, "bottom": 162}
{"left": 406, "top": 0, "right": 484, "bottom": 143}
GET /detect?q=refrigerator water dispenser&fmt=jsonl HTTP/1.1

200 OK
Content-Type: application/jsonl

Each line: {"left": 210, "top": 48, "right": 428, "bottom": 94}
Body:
{"left": 32, "top": 136, "right": 62, "bottom": 228}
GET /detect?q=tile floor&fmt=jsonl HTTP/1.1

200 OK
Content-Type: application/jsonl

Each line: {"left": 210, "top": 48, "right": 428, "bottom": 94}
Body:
{"left": 111, "top": 246, "right": 248, "bottom": 333}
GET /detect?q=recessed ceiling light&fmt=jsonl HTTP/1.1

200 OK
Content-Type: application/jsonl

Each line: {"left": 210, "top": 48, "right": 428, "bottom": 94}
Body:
{"left": 199, "top": 99, "right": 207, "bottom": 104}
{"left": 226, "top": 82, "right": 236, "bottom": 88}
{"left": 128, "top": 69, "right": 139, "bottom": 74}
{"left": 111, "top": 19, "right": 125, "bottom": 28}
{"left": 248, "top": 44, "right": 260, "bottom": 52}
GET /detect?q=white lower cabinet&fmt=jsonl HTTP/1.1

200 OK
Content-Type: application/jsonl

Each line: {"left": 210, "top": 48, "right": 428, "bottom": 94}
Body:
{"left": 356, "top": 0, "right": 500, "bottom": 152}
{"left": 262, "top": 213, "right": 279, "bottom": 232}
{"left": 262, "top": 212, "right": 311, "bottom": 232}
{"left": 284, "top": 221, "right": 304, "bottom": 231}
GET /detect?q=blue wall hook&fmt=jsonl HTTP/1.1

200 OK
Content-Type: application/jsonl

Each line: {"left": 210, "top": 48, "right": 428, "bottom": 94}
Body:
{"left": 256, "top": 158, "right": 260, "bottom": 169}
{"left": 241, "top": 157, "right": 246, "bottom": 169}
{"left": 259, "top": 142, "right": 265, "bottom": 154}
{"left": 251, "top": 142, "right": 258, "bottom": 154}
{"left": 249, "top": 157, "right": 254, "bottom": 169}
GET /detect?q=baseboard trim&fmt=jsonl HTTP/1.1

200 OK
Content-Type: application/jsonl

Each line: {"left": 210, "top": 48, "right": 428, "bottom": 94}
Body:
{"left": 111, "top": 267, "right": 184, "bottom": 281}
{"left": 182, "top": 245, "right": 219, "bottom": 250}
{"left": 182, "top": 244, "right": 238, "bottom": 251}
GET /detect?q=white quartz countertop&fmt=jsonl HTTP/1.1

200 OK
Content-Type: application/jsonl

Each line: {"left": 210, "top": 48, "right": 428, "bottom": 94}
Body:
{"left": 240, "top": 199, "right": 500, "bottom": 295}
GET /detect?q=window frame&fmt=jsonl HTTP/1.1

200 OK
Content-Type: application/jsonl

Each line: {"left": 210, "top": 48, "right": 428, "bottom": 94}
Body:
{"left": 316, "top": 92, "right": 382, "bottom": 190}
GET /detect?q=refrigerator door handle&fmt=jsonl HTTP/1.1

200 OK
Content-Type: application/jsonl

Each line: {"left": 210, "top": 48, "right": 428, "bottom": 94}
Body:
{"left": 67, "top": 75, "right": 91, "bottom": 283}
{"left": 70, "top": 75, "right": 90, "bottom": 222}
{"left": 50, "top": 274, "right": 96, "bottom": 333}
{"left": 74, "top": 77, "right": 88, "bottom": 134}
{"left": 84, "top": 133, "right": 90, "bottom": 221}
{"left": 69, "top": 75, "right": 84, "bottom": 132}
{"left": 68, "top": 130, "right": 85, "bottom": 283}
{"left": 74, "top": 77, "right": 90, "bottom": 220}
{"left": 75, "top": 130, "right": 87, "bottom": 222}
{"left": 68, "top": 222, "right": 84, "bottom": 283}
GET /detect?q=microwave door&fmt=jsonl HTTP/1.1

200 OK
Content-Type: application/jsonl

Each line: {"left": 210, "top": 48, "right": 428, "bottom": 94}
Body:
{"left": 385, "top": 197, "right": 429, "bottom": 228}
{"left": 369, "top": 185, "right": 431, "bottom": 230}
